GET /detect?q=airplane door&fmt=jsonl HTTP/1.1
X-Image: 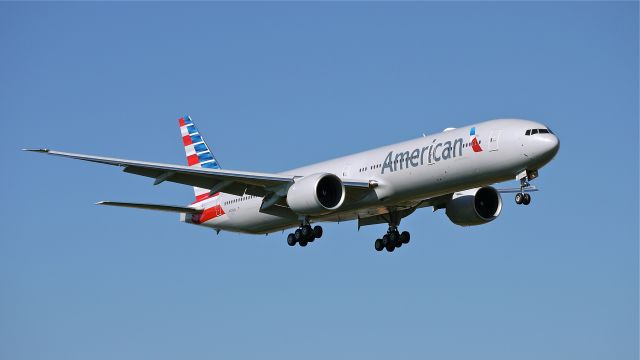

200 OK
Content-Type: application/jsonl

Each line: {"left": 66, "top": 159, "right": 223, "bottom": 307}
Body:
{"left": 489, "top": 130, "right": 501, "bottom": 151}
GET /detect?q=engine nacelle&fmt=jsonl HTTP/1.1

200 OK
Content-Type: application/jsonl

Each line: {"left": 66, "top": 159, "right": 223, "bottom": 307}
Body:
{"left": 445, "top": 186, "right": 502, "bottom": 226}
{"left": 286, "top": 173, "right": 345, "bottom": 215}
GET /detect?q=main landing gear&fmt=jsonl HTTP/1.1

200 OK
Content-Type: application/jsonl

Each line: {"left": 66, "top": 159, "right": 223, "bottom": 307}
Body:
{"left": 287, "top": 224, "right": 323, "bottom": 247}
{"left": 374, "top": 226, "right": 410, "bottom": 253}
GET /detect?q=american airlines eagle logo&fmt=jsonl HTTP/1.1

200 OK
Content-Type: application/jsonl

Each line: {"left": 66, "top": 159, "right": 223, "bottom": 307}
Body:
{"left": 470, "top": 127, "right": 483, "bottom": 152}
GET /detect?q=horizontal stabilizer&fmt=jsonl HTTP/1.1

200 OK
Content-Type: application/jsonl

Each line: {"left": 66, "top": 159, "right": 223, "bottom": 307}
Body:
{"left": 96, "top": 201, "right": 201, "bottom": 214}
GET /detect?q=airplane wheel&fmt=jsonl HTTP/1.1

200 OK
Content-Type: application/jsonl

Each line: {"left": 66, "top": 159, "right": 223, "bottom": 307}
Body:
{"left": 313, "top": 225, "right": 323, "bottom": 238}
{"left": 287, "top": 233, "right": 296, "bottom": 246}
{"left": 301, "top": 225, "right": 313, "bottom": 239}
{"left": 294, "top": 229, "right": 303, "bottom": 241}
{"left": 400, "top": 231, "right": 410, "bottom": 244}
{"left": 515, "top": 193, "right": 524, "bottom": 205}
{"left": 396, "top": 240, "right": 402, "bottom": 248}
{"left": 389, "top": 231, "right": 399, "bottom": 244}
{"left": 382, "top": 234, "right": 390, "bottom": 246}
{"left": 385, "top": 242, "right": 395, "bottom": 252}
{"left": 299, "top": 240, "right": 308, "bottom": 247}
{"left": 374, "top": 239, "right": 384, "bottom": 251}
{"left": 523, "top": 193, "right": 531, "bottom": 205}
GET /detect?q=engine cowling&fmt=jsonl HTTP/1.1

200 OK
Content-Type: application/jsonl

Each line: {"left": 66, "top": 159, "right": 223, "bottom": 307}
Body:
{"left": 445, "top": 186, "right": 502, "bottom": 226}
{"left": 286, "top": 173, "right": 345, "bottom": 215}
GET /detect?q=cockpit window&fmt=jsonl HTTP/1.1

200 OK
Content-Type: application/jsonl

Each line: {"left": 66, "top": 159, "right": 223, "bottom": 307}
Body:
{"left": 526, "top": 128, "right": 554, "bottom": 136}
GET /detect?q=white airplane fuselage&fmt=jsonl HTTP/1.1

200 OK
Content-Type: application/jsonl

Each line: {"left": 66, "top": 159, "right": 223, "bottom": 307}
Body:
{"left": 190, "top": 119, "right": 559, "bottom": 234}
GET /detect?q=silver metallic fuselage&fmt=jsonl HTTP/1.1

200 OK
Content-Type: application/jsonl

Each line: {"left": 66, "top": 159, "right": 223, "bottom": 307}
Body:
{"left": 194, "top": 119, "right": 560, "bottom": 234}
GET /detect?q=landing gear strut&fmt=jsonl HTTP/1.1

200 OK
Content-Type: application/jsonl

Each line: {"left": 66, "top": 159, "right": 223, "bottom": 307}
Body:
{"left": 286, "top": 221, "right": 323, "bottom": 247}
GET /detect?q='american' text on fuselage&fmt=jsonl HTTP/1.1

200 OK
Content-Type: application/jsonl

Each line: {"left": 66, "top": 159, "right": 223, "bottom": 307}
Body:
{"left": 382, "top": 137, "right": 464, "bottom": 174}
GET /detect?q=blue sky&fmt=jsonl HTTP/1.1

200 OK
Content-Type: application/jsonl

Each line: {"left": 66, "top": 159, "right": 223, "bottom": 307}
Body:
{"left": 1, "top": 2, "right": 637, "bottom": 359}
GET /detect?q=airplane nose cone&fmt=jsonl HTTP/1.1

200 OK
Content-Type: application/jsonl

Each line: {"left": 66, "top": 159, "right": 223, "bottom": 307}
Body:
{"left": 547, "top": 134, "right": 560, "bottom": 157}
{"left": 537, "top": 133, "right": 560, "bottom": 160}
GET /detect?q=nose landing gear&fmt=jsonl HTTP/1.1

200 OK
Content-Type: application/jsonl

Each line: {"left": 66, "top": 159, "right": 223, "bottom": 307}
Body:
{"left": 515, "top": 170, "right": 536, "bottom": 206}
{"left": 515, "top": 192, "right": 531, "bottom": 205}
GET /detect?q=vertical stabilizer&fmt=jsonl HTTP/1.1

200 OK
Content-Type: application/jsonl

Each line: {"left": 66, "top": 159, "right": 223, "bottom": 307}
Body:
{"left": 178, "top": 116, "right": 221, "bottom": 201}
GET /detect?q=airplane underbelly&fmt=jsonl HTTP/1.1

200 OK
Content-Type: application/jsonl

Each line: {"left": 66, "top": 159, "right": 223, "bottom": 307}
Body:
{"left": 211, "top": 202, "right": 297, "bottom": 234}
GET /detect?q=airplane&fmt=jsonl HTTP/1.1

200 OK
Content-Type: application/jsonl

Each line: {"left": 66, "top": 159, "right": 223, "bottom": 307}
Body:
{"left": 25, "top": 116, "right": 559, "bottom": 252}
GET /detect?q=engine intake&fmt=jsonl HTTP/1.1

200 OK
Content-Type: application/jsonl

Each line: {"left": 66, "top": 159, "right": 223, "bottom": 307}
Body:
{"left": 286, "top": 173, "right": 345, "bottom": 215}
{"left": 445, "top": 186, "right": 502, "bottom": 226}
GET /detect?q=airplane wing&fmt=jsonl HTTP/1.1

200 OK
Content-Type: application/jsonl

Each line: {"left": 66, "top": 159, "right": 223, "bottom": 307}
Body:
{"left": 24, "top": 149, "right": 372, "bottom": 200}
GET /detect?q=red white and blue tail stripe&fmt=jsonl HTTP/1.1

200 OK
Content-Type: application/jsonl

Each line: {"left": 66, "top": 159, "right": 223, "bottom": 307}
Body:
{"left": 178, "top": 116, "right": 221, "bottom": 201}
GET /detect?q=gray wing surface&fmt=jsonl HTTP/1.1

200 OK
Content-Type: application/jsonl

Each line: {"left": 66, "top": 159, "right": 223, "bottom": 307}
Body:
{"left": 24, "top": 149, "right": 371, "bottom": 199}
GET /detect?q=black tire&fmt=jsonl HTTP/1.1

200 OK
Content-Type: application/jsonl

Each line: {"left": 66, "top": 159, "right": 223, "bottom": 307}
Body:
{"left": 400, "top": 231, "right": 410, "bottom": 244}
{"left": 374, "top": 239, "right": 384, "bottom": 251}
{"left": 294, "top": 229, "right": 303, "bottom": 241}
{"left": 515, "top": 193, "right": 524, "bottom": 205}
{"left": 389, "top": 231, "right": 399, "bottom": 244}
{"left": 301, "top": 225, "right": 312, "bottom": 239}
{"left": 385, "top": 242, "right": 395, "bottom": 252}
{"left": 287, "top": 233, "right": 296, "bottom": 246}
{"left": 523, "top": 193, "right": 531, "bottom": 205}
{"left": 313, "top": 225, "right": 323, "bottom": 238}
{"left": 382, "top": 234, "right": 390, "bottom": 246}
{"left": 394, "top": 231, "right": 403, "bottom": 247}
{"left": 299, "top": 240, "right": 308, "bottom": 247}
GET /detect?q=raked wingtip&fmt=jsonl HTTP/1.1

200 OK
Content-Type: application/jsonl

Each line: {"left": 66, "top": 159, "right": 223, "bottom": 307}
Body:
{"left": 22, "top": 148, "right": 50, "bottom": 153}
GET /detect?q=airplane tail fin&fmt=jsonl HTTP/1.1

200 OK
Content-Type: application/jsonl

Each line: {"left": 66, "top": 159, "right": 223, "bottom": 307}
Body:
{"left": 178, "top": 115, "right": 222, "bottom": 201}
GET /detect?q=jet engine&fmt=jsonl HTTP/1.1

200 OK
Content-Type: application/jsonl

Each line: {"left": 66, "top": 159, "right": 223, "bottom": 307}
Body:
{"left": 445, "top": 186, "right": 502, "bottom": 226}
{"left": 286, "top": 173, "right": 345, "bottom": 216}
